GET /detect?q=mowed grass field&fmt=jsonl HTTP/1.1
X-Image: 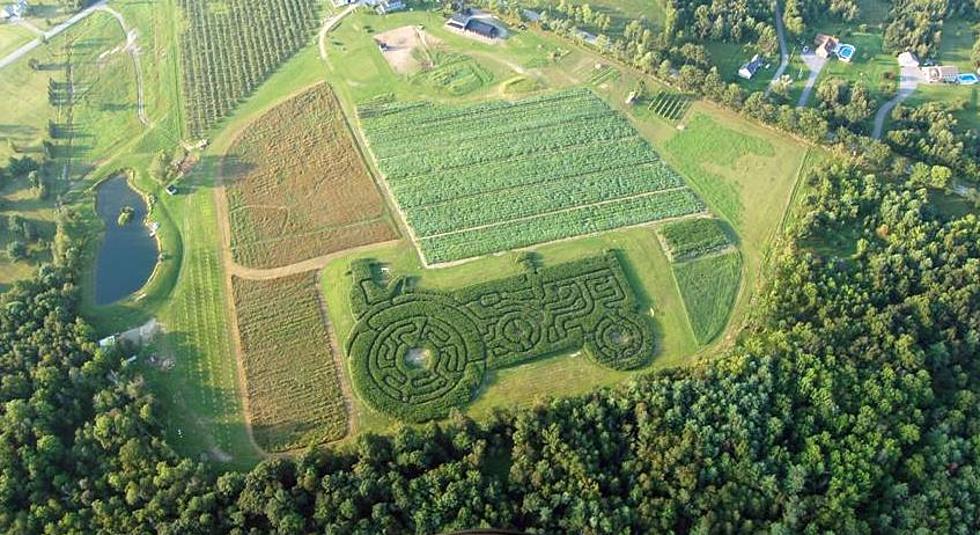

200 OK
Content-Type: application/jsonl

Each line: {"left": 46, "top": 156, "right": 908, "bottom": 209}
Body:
{"left": 673, "top": 249, "right": 743, "bottom": 345}
{"left": 233, "top": 272, "right": 348, "bottom": 452}
{"left": 225, "top": 82, "right": 396, "bottom": 269}
{"left": 359, "top": 88, "right": 705, "bottom": 264}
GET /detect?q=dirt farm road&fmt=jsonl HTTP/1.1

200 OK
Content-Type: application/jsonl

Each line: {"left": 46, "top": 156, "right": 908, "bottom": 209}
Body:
{"left": 765, "top": 0, "right": 790, "bottom": 97}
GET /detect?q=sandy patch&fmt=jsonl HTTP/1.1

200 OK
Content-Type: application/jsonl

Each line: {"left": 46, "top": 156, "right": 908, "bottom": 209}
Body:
{"left": 375, "top": 26, "right": 441, "bottom": 75}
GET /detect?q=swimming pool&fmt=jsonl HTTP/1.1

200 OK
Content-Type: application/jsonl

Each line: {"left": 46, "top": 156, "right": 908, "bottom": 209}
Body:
{"left": 958, "top": 73, "right": 978, "bottom": 85}
{"left": 837, "top": 44, "right": 856, "bottom": 62}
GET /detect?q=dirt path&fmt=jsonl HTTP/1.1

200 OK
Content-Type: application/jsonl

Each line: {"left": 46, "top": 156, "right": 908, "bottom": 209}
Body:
{"left": 872, "top": 66, "right": 922, "bottom": 139}
{"left": 314, "top": 281, "right": 358, "bottom": 439}
{"left": 765, "top": 1, "right": 789, "bottom": 97}
{"left": 96, "top": 4, "right": 149, "bottom": 126}
{"left": 318, "top": 2, "right": 359, "bottom": 61}
{"left": 797, "top": 52, "right": 827, "bottom": 107}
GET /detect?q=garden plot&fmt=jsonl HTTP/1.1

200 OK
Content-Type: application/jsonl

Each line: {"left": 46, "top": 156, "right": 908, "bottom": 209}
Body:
{"left": 358, "top": 88, "right": 706, "bottom": 264}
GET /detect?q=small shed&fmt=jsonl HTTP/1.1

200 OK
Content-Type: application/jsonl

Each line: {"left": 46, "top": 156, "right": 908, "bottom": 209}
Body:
{"left": 375, "top": 0, "right": 404, "bottom": 15}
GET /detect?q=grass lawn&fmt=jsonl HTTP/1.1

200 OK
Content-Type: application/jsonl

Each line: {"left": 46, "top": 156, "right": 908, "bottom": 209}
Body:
{"left": 707, "top": 41, "right": 780, "bottom": 94}
{"left": 0, "top": 23, "right": 34, "bottom": 58}
{"left": 321, "top": 225, "right": 699, "bottom": 436}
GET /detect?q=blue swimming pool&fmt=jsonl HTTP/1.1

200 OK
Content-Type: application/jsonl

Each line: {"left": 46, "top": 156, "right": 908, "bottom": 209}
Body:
{"left": 959, "top": 73, "right": 978, "bottom": 85}
{"left": 837, "top": 44, "right": 856, "bottom": 62}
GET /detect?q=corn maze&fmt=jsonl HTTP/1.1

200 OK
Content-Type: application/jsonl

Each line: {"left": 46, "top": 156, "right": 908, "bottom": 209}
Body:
{"left": 233, "top": 272, "right": 349, "bottom": 452}
{"left": 345, "top": 252, "right": 654, "bottom": 421}
{"left": 648, "top": 91, "right": 692, "bottom": 123}
{"left": 358, "top": 89, "right": 705, "bottom": 264}
{"left": 177, "top": 0, "right": 322, "bottom": 137}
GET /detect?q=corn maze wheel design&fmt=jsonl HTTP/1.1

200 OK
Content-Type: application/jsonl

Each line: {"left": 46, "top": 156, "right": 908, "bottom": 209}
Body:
{"left": 586, "top": 313, "right": 652, "bottom": 370}
{"left": 347, "top": 295, "right": 487, "bottom": 422}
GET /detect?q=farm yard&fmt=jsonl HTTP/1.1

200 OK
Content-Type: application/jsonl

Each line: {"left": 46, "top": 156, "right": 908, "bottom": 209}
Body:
{"left": 177, "top": 0, "right": 322, "bottom": 137}
{"left": 232, "top": 272, "right": 349, "bottom": 452}
{"left": 359, "top": 88, "right": 706, "bottom": 264}
{"left": 224, "top": 83, "right": 397, "bottom": 269}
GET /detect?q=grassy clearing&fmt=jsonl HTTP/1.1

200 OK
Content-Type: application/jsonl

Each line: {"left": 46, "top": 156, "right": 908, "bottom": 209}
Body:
{"left": 672, "top": 250, "right": 742, "bottom": 345}
{"left": 233, "top": 272, "right": 348, "bottom": 452}
{"left": 225, "top": 83, "right": 396, "bottom": 269}
{"left": 176, "top": 0, "right": 322, "bottom": 136}
{"left": 359, "top": 88, "right": 704, "bottom": 264}
{"left": 411, "top": 50, "right": 495, "bottom": 96}
{"left": 662, "top": 112, "right": 776, "bottom": 226}
{"left": 939, "top": 20, "right": 976, "bottom": 71}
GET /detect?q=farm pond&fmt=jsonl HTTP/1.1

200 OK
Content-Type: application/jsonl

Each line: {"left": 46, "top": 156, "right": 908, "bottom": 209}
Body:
{"left": 93, "top": 176, "right": 158, "bottom": 305}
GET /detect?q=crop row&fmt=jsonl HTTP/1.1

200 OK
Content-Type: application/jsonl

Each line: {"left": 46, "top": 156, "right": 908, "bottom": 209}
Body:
{"left": 406, "top": 164, "right": 685, "bottom": 237}
{"left": 388, "top": 138, "right": 667, "bottom": 207}
{"left": 657, "top": 217, "right": 732, "bottom": 260}
{"left": 232, "top": 272, "right": 348, "bottom": 452}
{"left": 376, "top": 115, "right": 636, "bottom": 180}
{"left": 420, "top": 189, "right": 705, "bottom": 264}
{"left": 178, "top": 0, "right": 321, "bottom": 137}
{"left": 359, "top": 88, "right": 598, "bottom": 133}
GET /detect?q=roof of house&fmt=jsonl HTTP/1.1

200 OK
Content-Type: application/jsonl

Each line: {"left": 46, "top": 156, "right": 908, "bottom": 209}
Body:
{"left": 448, "top": 12, "right": 470, "bottom": 26}
{"left": 466, "top": 19, "right": 499, "bottom": 39}
{"left": 814, "top": 33, "right": 838, "bottom": 52}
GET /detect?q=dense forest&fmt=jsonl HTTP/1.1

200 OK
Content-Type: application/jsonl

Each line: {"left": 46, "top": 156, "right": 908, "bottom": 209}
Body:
{"left": 1, "top": 145, "right": 978, "bottom": 532}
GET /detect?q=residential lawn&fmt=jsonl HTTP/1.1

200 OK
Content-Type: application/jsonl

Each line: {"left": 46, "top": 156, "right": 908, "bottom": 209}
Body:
{"left": 0, "top": 23, "right": 34, "bottom": 58}
{"left": 904, "top": 83, "right": 979, "bottom": 131}
{"left": 321, "top": 225, "right": 700, "bottom": 435}
{"left": 672, "top": 251, "right": 743, "bottom": 345}
{"left": 707, "top": 41, "right": 780, "bottom": 94}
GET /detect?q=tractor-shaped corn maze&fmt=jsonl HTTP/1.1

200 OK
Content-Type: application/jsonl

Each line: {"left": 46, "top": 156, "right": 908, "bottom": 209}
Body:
{"left": 346, "top": 252, "right": 654, "bottom": 421}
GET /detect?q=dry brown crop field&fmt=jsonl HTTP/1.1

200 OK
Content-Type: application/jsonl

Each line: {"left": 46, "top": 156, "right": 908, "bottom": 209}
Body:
{"left": 224, "top": 83, "right": 397, "bottom": 269}
{"left": 232, "top": 272, "right": 348, "bottom": 452}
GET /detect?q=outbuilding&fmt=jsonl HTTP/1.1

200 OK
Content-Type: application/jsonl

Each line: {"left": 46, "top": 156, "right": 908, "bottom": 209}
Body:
{"left": 738, "top": 54, "right": 763, "bottom": 79}
{"left": 897, "top": 51, "right": 920, "bottom": 68}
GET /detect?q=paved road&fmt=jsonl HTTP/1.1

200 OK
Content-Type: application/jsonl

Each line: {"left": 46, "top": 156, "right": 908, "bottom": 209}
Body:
{"left": 0, "top": 1, "right": 108, "bottom": 70}
{"left": 797, "top": 51, "right": 827, "bottom": 107}
{"left": 872, "top": 66, "right": 922, "bottom": 139}
{"left": 766, "top": 1, "right": 790, "bottom": 97}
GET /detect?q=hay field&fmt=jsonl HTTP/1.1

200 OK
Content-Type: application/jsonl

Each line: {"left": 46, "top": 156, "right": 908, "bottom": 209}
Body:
{"left": 224, "top": 83, "right": 396, "bottom": 269}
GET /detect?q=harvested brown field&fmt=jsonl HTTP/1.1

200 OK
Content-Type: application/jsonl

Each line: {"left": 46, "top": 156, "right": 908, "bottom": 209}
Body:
{"left": 224, "top": 83, "right": 397, "bottom": 269}
{"left": 232, "top": 272, "right": 349, "bottom": 452}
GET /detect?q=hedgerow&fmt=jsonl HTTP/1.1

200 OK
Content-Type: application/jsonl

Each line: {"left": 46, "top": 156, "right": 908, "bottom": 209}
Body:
{"left": 345, "top": 252, "right": 655, "bottom": 421}
{"left": 657, "top": 217, "right": 732, "bottom": 260}
{"left": 358, "top": 88, "right": 706, "bottom": 264}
